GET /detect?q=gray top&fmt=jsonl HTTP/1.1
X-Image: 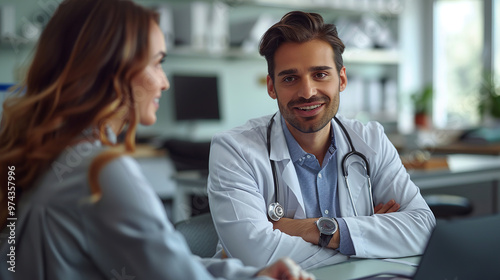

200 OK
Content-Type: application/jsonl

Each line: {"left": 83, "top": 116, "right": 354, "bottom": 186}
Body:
{"left": 0, "top": 138, "right": 262, "bottom": 280}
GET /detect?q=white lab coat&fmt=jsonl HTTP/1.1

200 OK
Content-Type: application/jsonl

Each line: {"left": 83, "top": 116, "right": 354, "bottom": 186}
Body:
{"left": 208, "top": 113, "right": 435, "bottom": 270}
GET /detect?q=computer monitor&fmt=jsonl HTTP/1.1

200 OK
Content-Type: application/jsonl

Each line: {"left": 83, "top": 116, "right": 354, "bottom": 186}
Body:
{"left": 172, "top": 74, "right": 220, "bottom": 121}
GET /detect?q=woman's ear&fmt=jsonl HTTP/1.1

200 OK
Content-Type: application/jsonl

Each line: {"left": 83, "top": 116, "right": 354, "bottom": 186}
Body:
{"left": 267, "top": 75, "right": 277, "bottom": 99}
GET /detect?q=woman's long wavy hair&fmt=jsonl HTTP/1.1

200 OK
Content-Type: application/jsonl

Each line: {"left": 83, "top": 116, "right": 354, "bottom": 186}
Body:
{"left": 0, "top": 0, "right": 159, "bottom": 228}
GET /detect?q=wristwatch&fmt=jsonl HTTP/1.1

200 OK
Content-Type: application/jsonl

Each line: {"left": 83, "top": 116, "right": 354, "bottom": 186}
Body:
{"left": 316, "top": 217, "right": 338, "bottom": 247}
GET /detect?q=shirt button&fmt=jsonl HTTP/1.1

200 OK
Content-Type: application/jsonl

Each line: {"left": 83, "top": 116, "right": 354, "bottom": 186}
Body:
{"left": 324, "top": 210, "right": 329, "bottom": 214}
{"left": 318, "top": 173, "right": 322, "bottom": 179}
{"left": 306, "top": 155, "right": 311, "bottom": 159}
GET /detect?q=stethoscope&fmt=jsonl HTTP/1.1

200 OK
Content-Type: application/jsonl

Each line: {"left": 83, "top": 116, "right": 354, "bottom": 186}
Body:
{"left": 266, "top": 113, "right": 375, "bottom": 221}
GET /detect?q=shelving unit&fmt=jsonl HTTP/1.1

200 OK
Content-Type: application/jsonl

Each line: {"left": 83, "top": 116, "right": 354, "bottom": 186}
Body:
{"left": 153, "top": 0, "right": 405, "bottom": 135}
{"left": 169, "top": 47, "right": 399, "bottom": 64}
{"left": 164, "top": 0, "right": 402, "bottom": 63}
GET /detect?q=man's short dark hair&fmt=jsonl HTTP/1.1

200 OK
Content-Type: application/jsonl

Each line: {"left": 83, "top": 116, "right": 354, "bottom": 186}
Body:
{"left": 259, "top": 11, "right": 345, "bottom": 81}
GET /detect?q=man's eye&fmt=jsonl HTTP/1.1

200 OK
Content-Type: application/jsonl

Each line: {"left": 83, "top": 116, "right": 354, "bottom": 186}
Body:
{"left": 283, "top": 76, "right": 295, "bottom": 83}
{"left": 315, "top": 72, "right": 327, "bottom": 79}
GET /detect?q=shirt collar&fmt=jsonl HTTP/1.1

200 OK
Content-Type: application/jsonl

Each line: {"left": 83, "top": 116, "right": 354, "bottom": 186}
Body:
{"left": 281, "top": 116, "right": 337, "bottom": 165}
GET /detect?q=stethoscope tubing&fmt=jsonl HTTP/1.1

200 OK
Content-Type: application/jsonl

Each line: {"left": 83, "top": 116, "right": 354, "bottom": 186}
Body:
{"left": 267, "top": 113, "right": 375, "bottom": 219}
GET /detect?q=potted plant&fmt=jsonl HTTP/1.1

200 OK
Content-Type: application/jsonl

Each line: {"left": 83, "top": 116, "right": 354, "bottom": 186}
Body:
{"left": 411, "top": 84, "right": 433, "bottom": 129}
{"left": 478, "top": 72, "right": 500, "bottom": 125}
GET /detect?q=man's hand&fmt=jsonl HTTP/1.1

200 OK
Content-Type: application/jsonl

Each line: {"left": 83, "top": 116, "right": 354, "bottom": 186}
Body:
{"left": 256, "top": 257, "right": 315, "bottom": 280}
{"left": 374, "top": 199, "right": 400, "bottom": 214}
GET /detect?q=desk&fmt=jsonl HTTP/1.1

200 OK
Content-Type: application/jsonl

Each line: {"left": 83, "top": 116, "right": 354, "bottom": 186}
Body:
{"left": 134, "top": 146, "right": 177, "bottom": 219}
{"left": 389, "top": 131, "right": 500, "bottom": 155}
{"left": 427, "top": 142, "right": 500, "bottom": 155}
{"left": 172, "top": 171, "right": 209, "bottom": 222}
{"left": 309, "top": 256, "right": 419, "bottom": 280}
{"left": 408, "top": 154, "right": 500, "bottom": 214}
{"left": 409, "top": 154, "right": 500, "bottom": 188}
{"left": 134, "top": 147, "right": 209, "bottom": 223}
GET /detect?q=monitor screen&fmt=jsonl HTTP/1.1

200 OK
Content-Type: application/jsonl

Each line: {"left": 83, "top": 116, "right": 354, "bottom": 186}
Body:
{"left": 172, "top": 74, "right": 220, "bottom": 121}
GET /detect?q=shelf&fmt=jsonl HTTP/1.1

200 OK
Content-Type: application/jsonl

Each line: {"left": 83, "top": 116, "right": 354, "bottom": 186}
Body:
{"left": 246, "top": 0, "right": 404, "bottom": 16}
{"left": 209, "top": 0, "right": 404, "bottom": 17}
{"left": 0, "top": 34, "right": 34, "bottom": 50}
{"left": 169, "top": 46, "right": 399, "bottom": 65}
{"left": 343, "top": 49, "right": 399, "bottom": 65}
{"left": 168, "top": 46, "right": 262, "bottom": 60}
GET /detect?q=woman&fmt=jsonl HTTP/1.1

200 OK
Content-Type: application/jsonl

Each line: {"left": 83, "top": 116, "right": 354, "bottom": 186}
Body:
{"left": 0, "top": 0, "right": 314, "bottom": 279}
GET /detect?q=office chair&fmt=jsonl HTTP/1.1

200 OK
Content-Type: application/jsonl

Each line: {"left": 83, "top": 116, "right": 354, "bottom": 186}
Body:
{"left": 174, "top": 212, "right": 219, "bottom": 258}
{"left": 423, "top": 194, "right": 473, "bottom": 219}
{"left": 162, "top": 139, "right": 211, "bottom": 172}
{"left": 163, "top": 138, "right": 212, "bottom": 216}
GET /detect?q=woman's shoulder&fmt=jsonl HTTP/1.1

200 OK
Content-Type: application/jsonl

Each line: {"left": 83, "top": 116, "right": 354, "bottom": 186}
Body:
{"left": 36, "top": 141, "right": 147, "bottom": 201}
{"left": 97, "top": 153, "right": 144, "bottom": 185}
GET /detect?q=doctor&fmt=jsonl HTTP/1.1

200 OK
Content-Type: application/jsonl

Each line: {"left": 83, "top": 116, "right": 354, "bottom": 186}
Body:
{"left": 208, "top": 11, "right": 435, "bottom": 270}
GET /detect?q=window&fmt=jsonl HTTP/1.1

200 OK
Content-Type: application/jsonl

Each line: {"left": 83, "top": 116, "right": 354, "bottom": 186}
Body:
{"left": 495, "top": 0, "right": 500, "bottom": 77}
{"left": 433, "top": 0, "right": 484, "bottom": 128}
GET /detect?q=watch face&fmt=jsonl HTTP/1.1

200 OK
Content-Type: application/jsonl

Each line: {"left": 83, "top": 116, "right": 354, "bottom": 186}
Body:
{"left": 318, "top": 218, "right": 337, "bottom": 235}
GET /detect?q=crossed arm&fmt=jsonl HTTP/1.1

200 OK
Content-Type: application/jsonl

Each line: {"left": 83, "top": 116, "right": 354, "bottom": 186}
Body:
{"left": 271, "top": 199, "right": 401, "bottom": 249}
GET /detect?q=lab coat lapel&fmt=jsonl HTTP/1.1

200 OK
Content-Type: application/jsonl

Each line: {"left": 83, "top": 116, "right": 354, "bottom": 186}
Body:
{"left": 334, "top": 116, "right": 377, "bottom": 217}
{"left": 269, "top": 112, "right": 307, "bottom": 219}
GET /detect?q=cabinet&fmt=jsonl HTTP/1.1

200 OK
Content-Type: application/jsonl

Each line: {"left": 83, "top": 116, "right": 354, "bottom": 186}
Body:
{"left": 163, "top": 1, "right": 402, "bottom": 62}
{"left": 154, "top": 0, "right": 405, "bottom": 136}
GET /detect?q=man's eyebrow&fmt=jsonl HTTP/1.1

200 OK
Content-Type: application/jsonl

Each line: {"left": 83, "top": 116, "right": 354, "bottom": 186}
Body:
{"left": 277, "top": 66, "right": 333, "bottom": 76}
{"left": 309, "top": 66, "right": 333, "bottom": 72}
{"left": 277, "top": 69, "right": 298, "bottom": 76}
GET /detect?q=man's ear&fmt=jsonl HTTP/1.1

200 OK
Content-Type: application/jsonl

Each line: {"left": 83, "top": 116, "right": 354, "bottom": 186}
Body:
{"left": 267, "top": 75, "right": 277, "bottom": 99}
{"left": 339, "top": 66, "right": 348, "bottom": 92}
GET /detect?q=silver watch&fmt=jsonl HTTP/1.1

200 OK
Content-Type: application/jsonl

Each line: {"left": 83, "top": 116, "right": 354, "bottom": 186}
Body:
{"left": 316, "top": 217, "right": 338, "bottom": 247}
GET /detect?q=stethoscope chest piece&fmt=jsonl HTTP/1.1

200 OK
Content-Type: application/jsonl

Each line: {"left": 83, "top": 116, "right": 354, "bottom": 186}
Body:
{"left": 268, "top": 202, "right": 284, "bottom": 221}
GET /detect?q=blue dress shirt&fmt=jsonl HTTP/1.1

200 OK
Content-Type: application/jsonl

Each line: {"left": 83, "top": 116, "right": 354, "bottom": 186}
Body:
{"left": 281, "top": 117, "right": 355, "bottom": 255}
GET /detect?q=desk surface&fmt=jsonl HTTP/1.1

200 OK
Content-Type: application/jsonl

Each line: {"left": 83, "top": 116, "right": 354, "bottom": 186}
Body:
{"left": 409, "top": 154, "right": 500, "bottom": 189}
{"left": 133, "top": 144, "right": 166, "bottom": 158}
{"left": 309, "top": 256, "right": 420, "bottom": 280}
{"left": 428, "top": 141, "right": 500, "bottom": 155}
{"left": 170, "top": 154, "right": 500, "bottom": 190}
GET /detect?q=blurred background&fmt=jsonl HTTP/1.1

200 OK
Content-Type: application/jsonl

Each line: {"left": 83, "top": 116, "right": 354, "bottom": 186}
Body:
{"left": 1, "top": 0, "right": 499, "bottom": 222}
{"left": 1, "top": 0, "right": 499, "bottom": 139}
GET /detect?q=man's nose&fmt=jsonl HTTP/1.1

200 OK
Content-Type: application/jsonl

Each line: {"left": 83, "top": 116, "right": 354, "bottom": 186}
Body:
{"left": 298, "top": 77, "right": 317, "bottom": 99}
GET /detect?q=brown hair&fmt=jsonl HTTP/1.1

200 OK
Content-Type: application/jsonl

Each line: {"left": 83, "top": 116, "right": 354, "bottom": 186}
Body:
{"left": 0, "top": 0, "right": 159, "bottom": 228}
{"left": 259, "top": 11, "right": 345, "bottom": 81}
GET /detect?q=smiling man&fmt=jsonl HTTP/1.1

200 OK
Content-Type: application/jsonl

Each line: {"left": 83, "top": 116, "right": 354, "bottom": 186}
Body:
{"left": 207, "top": 11, "right": 435, "bottom": 270}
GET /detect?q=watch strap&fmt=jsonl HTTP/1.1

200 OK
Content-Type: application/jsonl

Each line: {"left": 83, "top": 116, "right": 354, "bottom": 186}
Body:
{"left": 318, "top": 233, "right": 334, "bottom": 247}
